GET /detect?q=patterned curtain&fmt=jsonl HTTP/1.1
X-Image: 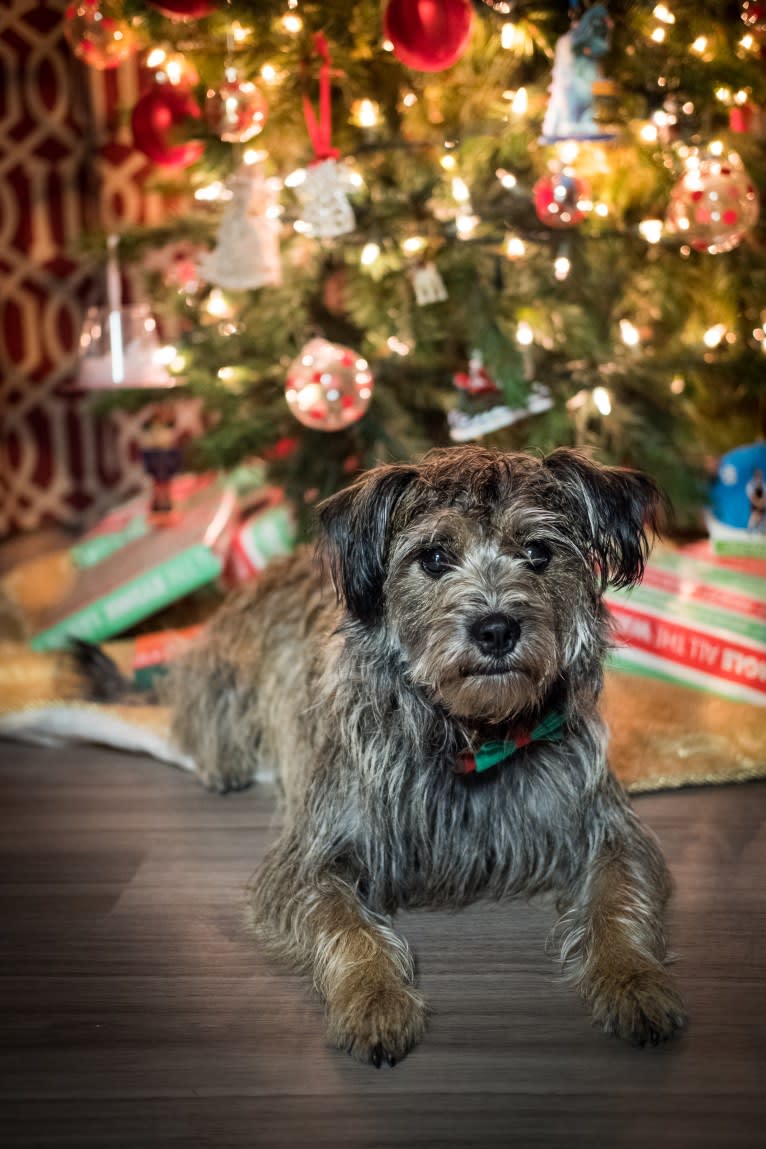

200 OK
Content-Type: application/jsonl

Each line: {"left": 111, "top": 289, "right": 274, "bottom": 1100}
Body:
{"left": 0, "top": 0, "right": 195, "bottom": 536}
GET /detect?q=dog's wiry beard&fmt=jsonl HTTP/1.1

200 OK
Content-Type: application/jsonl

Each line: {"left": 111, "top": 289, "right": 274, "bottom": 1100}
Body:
{"left": 384, "top": 525, "right": 569, "bottom": 725}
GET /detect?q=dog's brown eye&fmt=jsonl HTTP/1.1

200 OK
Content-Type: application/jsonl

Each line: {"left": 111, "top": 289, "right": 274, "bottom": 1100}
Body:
{"left": 420, "top": 548, "right": 453, "bottom": 577}
{"left": 523, "top": 541, "right": 552, "bottom": 572}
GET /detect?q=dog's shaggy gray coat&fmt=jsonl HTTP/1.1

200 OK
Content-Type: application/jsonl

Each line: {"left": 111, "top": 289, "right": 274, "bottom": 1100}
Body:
{"left": 170, "top": 446, "right": 687, "bottom": 1065}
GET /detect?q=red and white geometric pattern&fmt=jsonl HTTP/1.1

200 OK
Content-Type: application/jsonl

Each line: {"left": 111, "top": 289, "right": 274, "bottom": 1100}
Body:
{"left": 0, "top": 0, "right": 194, "bottom": 536}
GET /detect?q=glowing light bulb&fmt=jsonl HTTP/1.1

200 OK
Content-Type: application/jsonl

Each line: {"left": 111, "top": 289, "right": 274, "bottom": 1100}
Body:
{"left": 360, "top": 242, "right": 381, "bottom": 267}
{"left": 620, "top": 319, "right": 641, "bottom": 347}
{"left": 501, "top": 22, "right": 520, "bottom": 50}
{"left": 402, "top": 92, "right": 417, "bottom": 108}
{"left": 554, "top": 256, "right": 571, "bottom": 281}
{"left": 402, "top": 236, "right": 426, "bottom": 255}
{"left": 639, "top": 219, "right": 663, "bottom": 244}
{"left": 496, "top": 168, "right": 517, "bottom": 189}
{"left": 691, "top": 36, "right": 708, "bottom": 54}
{"left": 165, "top": 57, "right": 185, "bottom": 85}
{"left": 146, "top": 48, "right": 166, "bottom": 68}
{"left": 741, "top": 33, "right": 755, "bottom": 51}
{"left": 285, "top": 168, "right": 307, "bottom": 188}
{"left": 511, "top": 87, "right": 528, "bottom": 115}
{"left": 195, "top": 181, "right": 226, "bottom": 202}
{"left": 703, "top": 324, "right": 727, "bottom": 348}
{"left": 559, "top": 141, "right": 580, "bottom": 165}
{"left": 281, "top": 12, "right": 303, "bottom": 33}
{"left": 382, "top": 39, "right": 394, "bottom": 52}
{"left": 504, "top": 235, "right": 526, "bottom": 260}
{"left": 709, "top": 139, "right": 725, "bottom": 156}
{"left": 243, "top": 148, "right": 267, "bottom": 166}
{"left": 456, "top": 212, "right": 478, "bottom": 238}
{"left": 206, "top": 289, "right": 234, "bottom": 319}
{"left": 640, "top": 123, "right": 659, "bottom": 143}
{"left": 651, "top": 27, "right": 666, "bottom": 43}
{"left": 653, "top": 4, "right": 675, "bottom": 23}
{"left": 261, "top": 63, "right": 279, "bottom": 84}
{"left": 451, "top": 177, "right": 470, "bottom": 203}
{"left": 440, "top": 154, "right": 457, "bottom": 171}
{"left": 155, "top": 344, "right": 177, "bottom": 366}
{"left": 387, "top": 336, "right": 410, "bottom": 356}
{"left": 516, "top": 321, "right": 534, "bottom": 346}
{"left": 593, "top": 387, "right": 612, "bottom": 415}
{"left": 670, "top": 375, "right": 685, "bottom": 394}
{"left": 352, "top": 98, "right": 380, "bottom": 129}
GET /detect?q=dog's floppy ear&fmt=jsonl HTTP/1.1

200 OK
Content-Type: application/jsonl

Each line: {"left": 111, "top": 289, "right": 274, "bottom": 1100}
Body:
{"left": 542, "top": 448, "right": 664, "bottom": 591}
{"left": 318, "top": 464, "right": 420, "bottom": 623}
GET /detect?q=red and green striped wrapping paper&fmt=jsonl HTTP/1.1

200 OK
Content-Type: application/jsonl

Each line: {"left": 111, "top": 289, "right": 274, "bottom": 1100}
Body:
{"left": 605, "top": 547, "right": 766, "bottom": 707}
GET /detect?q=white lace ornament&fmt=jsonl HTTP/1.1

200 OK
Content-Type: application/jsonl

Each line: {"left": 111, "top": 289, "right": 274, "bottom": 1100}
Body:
{"left": 295, "top": 159, "right": 356, "bottom": 240}
{"left": 199, "top": 167, "right": 282, "bottom": 291}
{"left": 412, "top": 262, "right": 448, "bottom": 306}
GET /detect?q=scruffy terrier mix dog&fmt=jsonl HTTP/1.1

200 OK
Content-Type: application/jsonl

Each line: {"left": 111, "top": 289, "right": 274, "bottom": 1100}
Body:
{"left": 170, "top": 446, "right": 686, "bottom": 1065}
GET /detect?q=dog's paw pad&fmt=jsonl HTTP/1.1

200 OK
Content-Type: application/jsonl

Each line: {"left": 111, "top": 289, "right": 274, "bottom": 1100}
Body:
{"left": 588, "top": 966, "right": 687, "bottom": 1047}
{"left": 327, "top": 981, "right": 427, "bottom": 1067}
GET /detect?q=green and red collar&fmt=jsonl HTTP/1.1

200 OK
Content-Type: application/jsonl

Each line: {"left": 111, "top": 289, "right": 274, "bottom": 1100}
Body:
{"left": 454, "top": 709, "right": 568, "bottom": 775}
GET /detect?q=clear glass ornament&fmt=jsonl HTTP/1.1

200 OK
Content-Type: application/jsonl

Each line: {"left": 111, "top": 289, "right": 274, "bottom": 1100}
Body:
{"left": 205, "top": 66, "right": 268, "bottom": 143}
{"left": 285, "top": 339, "right": 373, "bottom": 431}
{"left": 64, "top": 1, "right": 137, "bottom": 70}
{"left": 665, "top": 150, "right": 760, "bottom": 254}
{"left": 77, "top": 304, "right": 176, "bottom": 390}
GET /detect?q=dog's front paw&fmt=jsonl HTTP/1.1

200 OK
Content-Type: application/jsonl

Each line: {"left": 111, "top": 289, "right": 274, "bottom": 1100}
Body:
{"left": 194, "top": 759, "right": 256, "bottom": 794}
{"left": 585, "top": 963, "right": 687, "bottom": 1047}
{"left": 326, "top": 976, "right": 428, "bottom": 1067}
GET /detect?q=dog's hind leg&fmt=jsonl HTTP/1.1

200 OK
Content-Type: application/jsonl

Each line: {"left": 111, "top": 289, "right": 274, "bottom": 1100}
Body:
{"left": 249, "top": 834, "right": 427, "bottom": 1066}
{"left": 167, "top": 649, "right": 260, "bottom": 793}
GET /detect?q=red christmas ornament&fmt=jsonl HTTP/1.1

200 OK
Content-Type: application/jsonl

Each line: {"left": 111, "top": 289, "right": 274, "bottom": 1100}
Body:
{"left": 741, "top": 1, "right": 766, "bottom": 32}
{"left": 131, "top": 85, "right": 204, "bottom": 169}
{"left": 730, "top": 104, "right": 755, "bottom": 134}
{"left": 146, "top": 0, "right": 216, "bottom": 18}
{"left": 383, "top": 0, "right": 474, "bottom": 72}
{"left": 533, "top": 170, "right": 590, "bottom": 229}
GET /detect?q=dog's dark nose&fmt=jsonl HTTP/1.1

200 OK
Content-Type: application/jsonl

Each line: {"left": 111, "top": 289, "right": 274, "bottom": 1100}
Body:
{"left": 469, "top": 612, "right": 521, "bottom": 657}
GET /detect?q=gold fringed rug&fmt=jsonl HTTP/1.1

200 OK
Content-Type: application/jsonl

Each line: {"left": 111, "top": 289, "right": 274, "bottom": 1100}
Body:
{"left": 0, "top": 642, "right": 763, "bottom": 795}
{"left": 603, "top": 671, "right": 765, "bottom": 793}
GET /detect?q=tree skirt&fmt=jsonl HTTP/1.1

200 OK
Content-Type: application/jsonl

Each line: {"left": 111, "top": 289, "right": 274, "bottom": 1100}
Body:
{"left": 0, "top": 646, "right": 762, "bottom": 794}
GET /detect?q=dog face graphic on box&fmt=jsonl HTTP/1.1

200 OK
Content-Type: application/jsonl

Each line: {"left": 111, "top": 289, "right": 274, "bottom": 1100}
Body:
{"left": 169, "top": 446, "right": 686, "bottom": 1065}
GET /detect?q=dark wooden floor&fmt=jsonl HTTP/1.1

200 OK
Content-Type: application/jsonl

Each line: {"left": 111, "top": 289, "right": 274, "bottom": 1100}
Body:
{"left": 0, "top": 742, "right": 764, "bottom": 1149}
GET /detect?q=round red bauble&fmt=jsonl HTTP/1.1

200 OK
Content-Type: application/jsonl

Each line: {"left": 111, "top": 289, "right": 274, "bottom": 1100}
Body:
{"left": 146, "top": 0, "right": 216, "bottom": 18}
{"left": 533, "top": 171, "right": 590, "bottom": 229}
{"left": 384, "top": 0, "right": 473, "bottom": 72}
{"left": 132, "top": 85, "right": 204, "bottom": 169}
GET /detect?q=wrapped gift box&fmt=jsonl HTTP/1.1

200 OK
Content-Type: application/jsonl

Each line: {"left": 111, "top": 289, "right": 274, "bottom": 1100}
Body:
{"left": 1, "top": 468, "right": 293, "bottom": 652}
{"left": 606, "top": 545, "right": 766, "bottom": 706}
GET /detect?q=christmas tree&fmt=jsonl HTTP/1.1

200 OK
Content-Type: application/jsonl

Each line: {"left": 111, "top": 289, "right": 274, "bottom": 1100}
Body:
{"left": 70, "top": 0, "right": 766, "bottom": 533}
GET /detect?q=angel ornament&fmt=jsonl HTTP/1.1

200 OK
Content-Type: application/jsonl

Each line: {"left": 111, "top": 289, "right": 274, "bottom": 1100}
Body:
{"left": 199, "top": 166, "right": 282, "bottom": 291}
